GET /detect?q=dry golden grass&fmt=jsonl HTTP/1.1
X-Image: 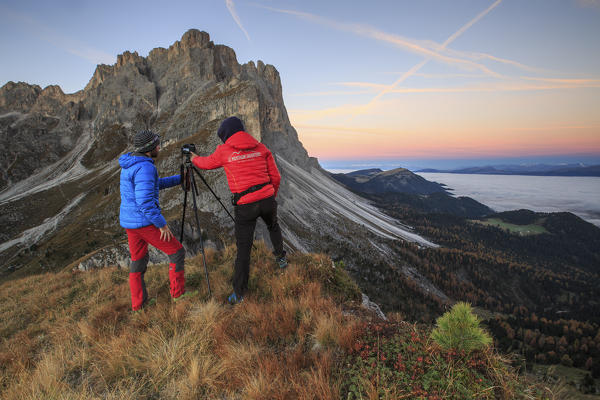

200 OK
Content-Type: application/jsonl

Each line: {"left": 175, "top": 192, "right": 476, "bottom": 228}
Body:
{"left": 0, "top": 242, "right": 362, "bottom": 399}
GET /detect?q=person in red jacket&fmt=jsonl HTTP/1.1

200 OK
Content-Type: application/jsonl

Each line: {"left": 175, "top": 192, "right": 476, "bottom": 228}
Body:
{"left": 191, "top": 116, "right": 287, "bottom": 304}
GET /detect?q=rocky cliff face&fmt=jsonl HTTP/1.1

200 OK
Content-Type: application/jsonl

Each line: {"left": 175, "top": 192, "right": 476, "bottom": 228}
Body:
{"left": 0, "top": 30, "right": 443, "bottom": 309}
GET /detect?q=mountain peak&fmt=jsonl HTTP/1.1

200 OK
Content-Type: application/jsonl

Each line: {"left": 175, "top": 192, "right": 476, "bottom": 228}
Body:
{"left": 346, "top": 168, "right": 382, "bottom": 177}
{"left": 180, "top": 29, "right": 212, "bottom": 49}
{"left": 333, "top": 167, "right": 446, "bottom": 195}
{"left": 86, "top": 29, "right": 215, "bottom": 92}
{"left": 165, "top": 29, "right": 214, "bottom": 57}
{"left": 0, "top": 81, "right": 42, "bottom": 113}
{"left": 380, "top": 167, "right": 411, "bottom": 176}
{"left": 116, "top": 50, "right": 145, "bottom": 68}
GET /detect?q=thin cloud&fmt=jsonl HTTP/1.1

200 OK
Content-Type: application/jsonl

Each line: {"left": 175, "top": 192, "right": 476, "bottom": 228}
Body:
{"left": 393, "top": 82, "right": 600, "bottom": 93}
{"left": 411, "top": 72, "right": 491, "bottom": 79}
{"left": 289, "top": 103, "right": 370, "bottom": 123}
{"left": 291, "top": 79, "right": 600, "bottom": 99}
{"left": 520, "top": 76, "right": 600, "bottom": 85}
{"left": 294, "top": 124, "right": 389, "bottom": 137}
{"left": 255, "top": 2, "right": 547, "bottom": 78}
{"left": 290, "top": 90, "right": 373, "bottom": 97}
{"left": 443, "top": 48, "right": 550, "bottom": 75}
{"left": 335, "top": 81, "right": 410, "bottom": 90}
{"left": 350, "top": 71, "right": 491, "bottom": 80}
{"left": 226, "top": 0, "right": 251, "bottom": 41}
{"left": 336, "top": 78, "right": 600, "bottom": 90}
{"left": 256, "top": 4, "right": 503, "bottom": 78}
{"left": 0, "top": 5, "right": 114, "bottom": 65}
{"left": 361, "top": 0, "right": 503, "bottom": 113}
{"left": 509, "top": 124, "right": 600, "bottom": 132}
{"left": 576, "top": 0, "right": 600, "bottom": 8}
{"left": 359, "top": 26, "right": 501, "bottom": 77}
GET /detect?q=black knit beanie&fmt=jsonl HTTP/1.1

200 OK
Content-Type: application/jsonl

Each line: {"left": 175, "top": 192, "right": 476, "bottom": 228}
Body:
{"left": 134, "top": 130, "right": 160, "bottom": 153}
{"left": 217, "top": 117, "right": 245, "bottom": 143}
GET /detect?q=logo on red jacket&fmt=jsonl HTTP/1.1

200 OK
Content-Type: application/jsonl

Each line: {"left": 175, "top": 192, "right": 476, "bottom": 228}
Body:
{"left": 229, "top": 151, "right": 262, "bottom": 162}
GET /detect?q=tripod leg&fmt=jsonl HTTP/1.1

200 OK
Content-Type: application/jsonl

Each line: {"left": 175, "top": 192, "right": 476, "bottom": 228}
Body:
{"left": 180, "top": 185, "right": 188, "bottom": 243}
{"left": 190, "top": 173, "right": 212, "bottom": 297}
{"left": 192, "top": 166, "right": 235, "bottom": 223}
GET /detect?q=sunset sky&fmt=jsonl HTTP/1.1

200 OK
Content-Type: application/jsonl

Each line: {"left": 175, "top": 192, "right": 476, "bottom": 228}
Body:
{"left": 1, "top": 0, "right": 599, "bottom": 169}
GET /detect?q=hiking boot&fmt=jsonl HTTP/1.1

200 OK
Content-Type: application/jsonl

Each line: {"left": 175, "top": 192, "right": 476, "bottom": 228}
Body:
{"left": 173, "top": 290, "right": 199, "bottom": 302}
{"left": 276, "top": 254, "right": 288, "bottom": 269}
{"left": 228, "top": 292, "right": 244, "bottom": 305}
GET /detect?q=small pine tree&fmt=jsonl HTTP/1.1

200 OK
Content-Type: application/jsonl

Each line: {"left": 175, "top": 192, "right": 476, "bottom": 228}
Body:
{"left": 560, "top": 354, "right": 573, "bottom": 367}
{"left": 431, "top": 302, "right": 492, "bottom": 354}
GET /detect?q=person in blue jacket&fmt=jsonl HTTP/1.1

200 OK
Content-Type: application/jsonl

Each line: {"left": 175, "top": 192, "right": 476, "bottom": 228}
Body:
{"left": 119, "top": 130, "right": 191, "bottom": 311}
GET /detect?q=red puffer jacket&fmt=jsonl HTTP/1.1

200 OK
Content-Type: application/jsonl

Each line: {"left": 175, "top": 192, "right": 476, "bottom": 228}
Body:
{"left": 192, "top": 131, "right": 281, "bottom": 205}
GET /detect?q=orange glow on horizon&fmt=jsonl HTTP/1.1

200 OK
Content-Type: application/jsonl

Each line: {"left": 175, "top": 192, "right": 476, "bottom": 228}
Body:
{"left": 296, "top": 124, "right": 600, "bottom": 160}
{"left": 289, "top": 86, "right": 600, "bottom": 161}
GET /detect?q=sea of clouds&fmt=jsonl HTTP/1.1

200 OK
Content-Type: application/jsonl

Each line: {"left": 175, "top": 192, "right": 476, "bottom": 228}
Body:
{"left": 417, "top": 173, "right": 600, "bottom": 227}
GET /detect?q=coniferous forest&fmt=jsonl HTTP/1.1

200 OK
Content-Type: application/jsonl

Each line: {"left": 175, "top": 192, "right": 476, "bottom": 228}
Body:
{"left": 379, "top": 194, "right": 600, "bottom": 376}
{"left": 321, "top": 190, "right": 600, "bottom": 383}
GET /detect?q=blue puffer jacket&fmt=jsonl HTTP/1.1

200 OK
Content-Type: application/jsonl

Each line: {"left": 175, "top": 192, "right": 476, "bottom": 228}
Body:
{"left": 119, "top": 152, "right": 181, "bottom": 229}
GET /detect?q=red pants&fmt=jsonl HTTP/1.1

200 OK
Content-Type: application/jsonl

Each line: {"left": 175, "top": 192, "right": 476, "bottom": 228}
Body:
{"left": 126, "top": 225, "right": 185, "bottom": 310}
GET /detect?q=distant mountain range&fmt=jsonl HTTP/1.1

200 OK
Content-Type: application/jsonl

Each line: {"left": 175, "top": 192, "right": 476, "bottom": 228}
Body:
{"left": 417, "top": 164, "right": 600, "bottom": 177}
{"left": 330, "top": 168, "right": 493, "bottom": 218}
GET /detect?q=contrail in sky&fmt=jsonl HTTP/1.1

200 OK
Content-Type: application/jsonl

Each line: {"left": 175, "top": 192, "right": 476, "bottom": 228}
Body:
{"left": 360, "top": 0, "right": 503, "bottom": 114}
{"left": 226, "top": 0, "right": 251, "bottom": 41}
{"left": 255, "top": 4, "right": 504, "bottom": 77}
{"left": 257, "top": 3, "right": 551, "bottom": 78}
{"left": 443, "top": 0, "right": 502, "bottom": 47}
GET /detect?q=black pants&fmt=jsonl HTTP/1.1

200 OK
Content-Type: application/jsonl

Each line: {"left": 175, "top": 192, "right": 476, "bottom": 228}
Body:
{"left": 233, "top": 196, "right": 284, "bottom": 296}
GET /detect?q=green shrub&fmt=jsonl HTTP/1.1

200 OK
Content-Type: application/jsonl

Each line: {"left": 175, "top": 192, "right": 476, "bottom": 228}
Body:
{"left": 431, "top": 302, "right": 492, "bottom": 354}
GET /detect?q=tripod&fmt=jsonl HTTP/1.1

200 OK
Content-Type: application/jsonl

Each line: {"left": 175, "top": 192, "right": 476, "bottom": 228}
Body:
{"left": 179, "top": 155, "right": 235, "bottom": 297}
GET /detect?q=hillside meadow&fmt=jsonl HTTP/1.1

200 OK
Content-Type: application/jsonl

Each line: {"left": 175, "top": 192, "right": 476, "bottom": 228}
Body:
{"left": 1, "top": 242, "right": 557, "bottom": 399}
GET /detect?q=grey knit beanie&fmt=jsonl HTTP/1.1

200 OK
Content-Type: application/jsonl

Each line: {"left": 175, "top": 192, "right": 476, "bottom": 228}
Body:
{"left": 134, "top": 130, "right": 160, "bottom": 153}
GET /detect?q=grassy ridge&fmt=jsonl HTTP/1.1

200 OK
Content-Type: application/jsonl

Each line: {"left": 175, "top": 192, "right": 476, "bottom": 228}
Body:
{"left": 1, "top": 242, "right": 553, "bottom": 399}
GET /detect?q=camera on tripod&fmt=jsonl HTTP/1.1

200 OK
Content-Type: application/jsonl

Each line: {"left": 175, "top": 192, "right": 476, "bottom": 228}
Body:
{"left": 178, "top": 146, "right": 235, "bottom": 297}
{"left": 181, "top": 143, "right": 196, "bottom": 156}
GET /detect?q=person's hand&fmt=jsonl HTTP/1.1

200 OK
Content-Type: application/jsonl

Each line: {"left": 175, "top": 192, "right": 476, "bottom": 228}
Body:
{"left": 190, "top": 152, "right": 199, "bottom": 161}
{"left": 159, "top": 225, "right": 173, "bottom": 242}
